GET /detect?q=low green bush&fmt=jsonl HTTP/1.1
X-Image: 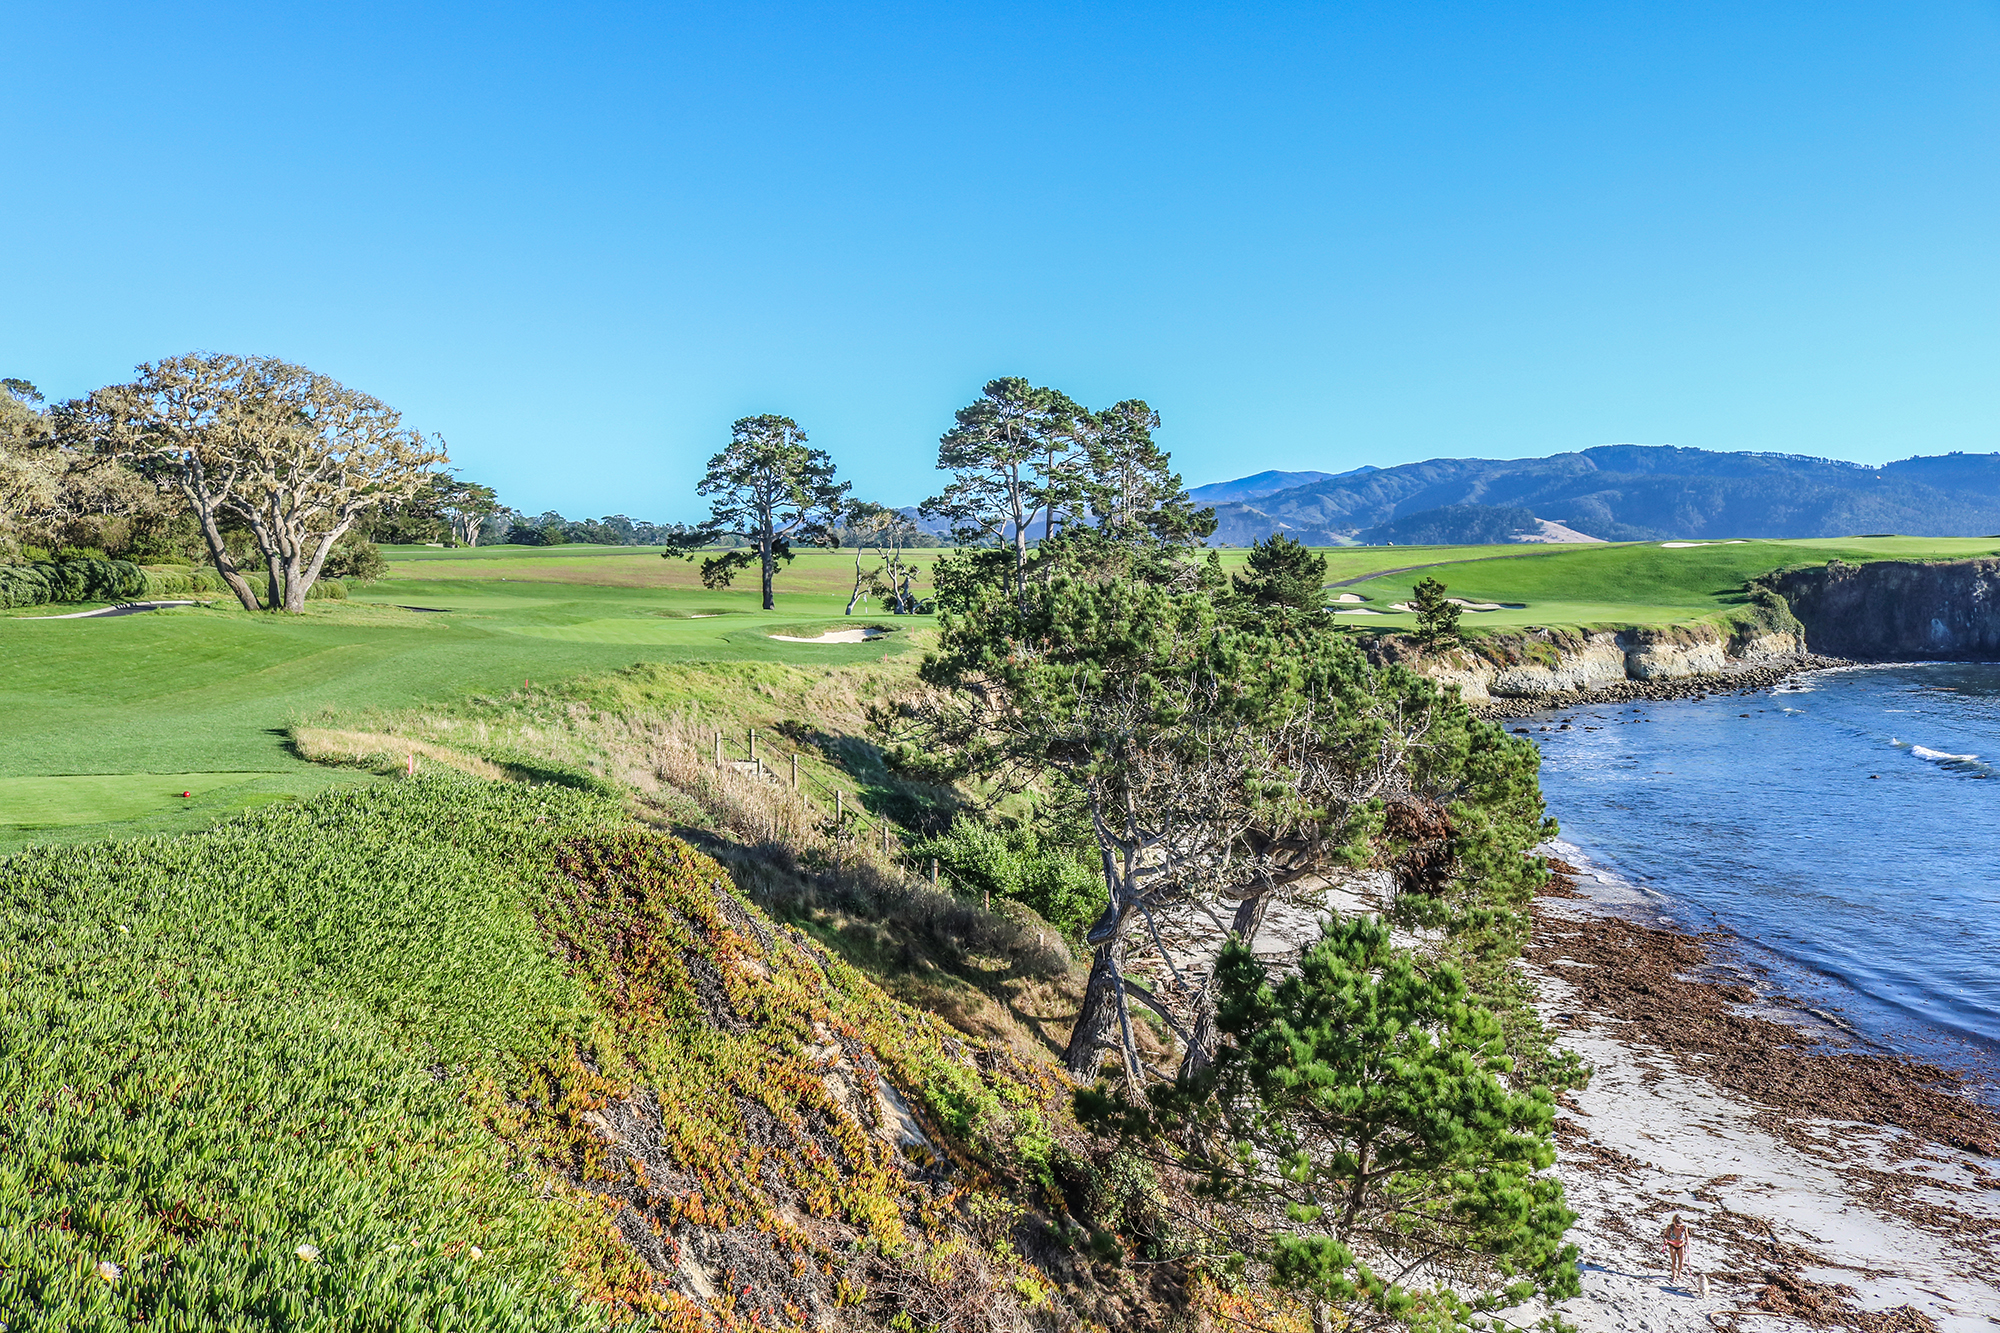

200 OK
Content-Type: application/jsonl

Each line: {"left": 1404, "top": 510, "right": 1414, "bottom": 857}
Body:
{"left": 0, "top": 563, "right": 53, "bottom": 608}
{"left": 910, "top": 814, "right": 1101, "bottom": 936}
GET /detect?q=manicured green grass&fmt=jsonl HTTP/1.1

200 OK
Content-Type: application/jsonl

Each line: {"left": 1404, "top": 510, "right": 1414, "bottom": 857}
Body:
{"left": 8, "top": 536, "right": 1997, "bottom": 847}
{"left": 0, "top": 546, "right": 924, "bottom": 849}
{"left": 1316, "top": 536, "right": 2000, "bottom": 632}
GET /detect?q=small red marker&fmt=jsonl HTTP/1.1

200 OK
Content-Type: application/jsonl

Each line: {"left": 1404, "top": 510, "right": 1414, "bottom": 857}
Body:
{"left": 181, "top": 790, "right": 191, "bottom": 798}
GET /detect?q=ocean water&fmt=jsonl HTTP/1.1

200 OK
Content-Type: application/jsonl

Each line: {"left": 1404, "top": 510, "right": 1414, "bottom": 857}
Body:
{"left": 1524, "top": 663, "right": 2000, "bottom": 1090}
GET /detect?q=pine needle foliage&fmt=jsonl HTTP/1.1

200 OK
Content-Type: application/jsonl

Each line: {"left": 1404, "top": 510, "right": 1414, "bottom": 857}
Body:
{"left": 1079, "top": 918, "right": 1579, "bottom": 1333}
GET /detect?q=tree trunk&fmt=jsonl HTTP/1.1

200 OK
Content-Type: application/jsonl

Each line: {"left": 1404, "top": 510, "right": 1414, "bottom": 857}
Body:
{"left": 1065, "top": 934, "right": 1143, "bottom": 1088}
{"left": 1179, "top": 985, "right": 1218, "bottom": 1080}
{"left": 284, "top": 553, "right": 308, "bottom": 612}
{"left": 760, "top": 535, "right": 776, "bottom": 610}
{"left": 1230, "top": 885, "right": 1272, "bottom": 942}
{"left": 1065, "top": 940, "right": 1124, "bottom": 1082}
{"left": 189, "top": 501, "right": 262, "bottom": 611}
{"left": 1177, "top": 884, "right": 1274, "bottom": 1079}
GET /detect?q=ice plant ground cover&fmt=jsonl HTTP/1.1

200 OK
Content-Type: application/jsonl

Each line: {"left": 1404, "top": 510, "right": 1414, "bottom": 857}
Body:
{"left": 0, "top": 776, "right": 1075, "bottom": 1330}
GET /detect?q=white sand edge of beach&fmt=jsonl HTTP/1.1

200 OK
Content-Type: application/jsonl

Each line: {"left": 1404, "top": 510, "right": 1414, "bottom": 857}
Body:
{"left": 1521, "top": 964, "right": 2000, "bottom": 1333}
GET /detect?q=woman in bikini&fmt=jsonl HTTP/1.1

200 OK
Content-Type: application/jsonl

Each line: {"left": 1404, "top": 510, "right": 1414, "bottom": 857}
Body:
{"left": 1663, "top": 1214, "right": 1690, "bottom": 1283}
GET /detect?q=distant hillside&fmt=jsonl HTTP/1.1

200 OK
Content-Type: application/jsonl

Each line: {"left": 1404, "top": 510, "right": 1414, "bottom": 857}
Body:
{"left": 1201, "top": 446, "right": 2000, "bottom": 544}
{"left": 1187, "top": 467, "right": 1367, "bottom": 504}
{"left": 1360, "top": 503, "right": 1540, "bottom": 546}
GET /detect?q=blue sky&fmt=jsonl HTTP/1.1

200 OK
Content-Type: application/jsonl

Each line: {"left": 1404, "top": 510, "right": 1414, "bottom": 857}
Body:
{"left": 4, "top": 1, "right": 1997, "bottom": 522}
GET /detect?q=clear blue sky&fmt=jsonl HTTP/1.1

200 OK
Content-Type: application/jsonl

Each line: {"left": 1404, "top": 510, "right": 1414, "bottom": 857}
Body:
{"left": 4, "top": 1, "right": 1997, "bottom": 522}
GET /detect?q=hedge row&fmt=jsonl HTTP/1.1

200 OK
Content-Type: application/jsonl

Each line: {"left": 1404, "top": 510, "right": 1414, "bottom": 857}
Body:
{"left": 0, "top": 558, "right": 148, "bottom": 609}
{"left": 0, "top": 561, "right": 347, "bottom": 609}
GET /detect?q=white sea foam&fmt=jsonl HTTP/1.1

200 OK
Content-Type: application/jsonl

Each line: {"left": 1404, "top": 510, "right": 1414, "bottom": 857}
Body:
{"left": 1912, "top": 744, "right": 1979, "bottom": 763}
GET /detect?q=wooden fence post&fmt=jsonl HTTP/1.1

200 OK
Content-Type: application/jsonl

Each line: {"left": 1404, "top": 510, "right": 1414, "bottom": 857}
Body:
{"left": 790, "top": 752, "right": 798, "bottom": 789}
{"left": 748, "top": 728, "right": 756, "bottom": 762}
{"left": 930, "top": 858, "right": 939, "bottom": 887}
{"left": 713, "top": 729, "right": 722, "bottom": 769}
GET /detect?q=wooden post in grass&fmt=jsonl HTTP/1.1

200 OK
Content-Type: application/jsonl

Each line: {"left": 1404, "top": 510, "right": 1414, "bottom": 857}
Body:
{"left": 931, "top": 858, "right": 939, "bottom": 887}
{"left": 748, "top": 728, "right": 756, "bottom": 762}
{"left": 790, "top": 752, "right": 798, "bottom": 789}
{"left": 881, "top": 820, "right": 889, "bottom": 855}
{"left": 714, "top": 729, "right": 722, "bottom": 770}
{"left": 835, "top": 789, "right": 843, "bottom": 825}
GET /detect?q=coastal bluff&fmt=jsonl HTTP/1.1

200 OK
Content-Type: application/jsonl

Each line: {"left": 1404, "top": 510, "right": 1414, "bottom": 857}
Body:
{"left": 1370, "top": 622, "right": 1805, "bottom": 703}
{"left": 1374, "top": 555, "right": 2000, "bottom": 703}
{"left": 1774, "top": 556, "right": 2000, "bottom": 659}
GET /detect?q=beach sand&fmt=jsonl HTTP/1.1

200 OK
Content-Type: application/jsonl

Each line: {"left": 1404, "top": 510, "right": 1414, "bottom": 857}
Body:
{"left": 1530, "top": 863, "right": 2000, "bottom": 1333}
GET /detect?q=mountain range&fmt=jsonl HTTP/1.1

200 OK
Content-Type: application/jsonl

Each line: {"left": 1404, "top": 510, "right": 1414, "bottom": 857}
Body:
{"left": 1196, "top": 445, "right": 2000, "bottom": 545}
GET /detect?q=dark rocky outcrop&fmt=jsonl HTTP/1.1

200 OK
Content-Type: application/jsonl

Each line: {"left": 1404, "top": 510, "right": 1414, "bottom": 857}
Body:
{"left": 1774, "top": 558, "right": 2000, "bottom": 660}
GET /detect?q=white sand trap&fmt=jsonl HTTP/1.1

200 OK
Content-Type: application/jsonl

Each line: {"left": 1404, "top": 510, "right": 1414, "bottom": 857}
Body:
{"left": 1447, "top": 599, "right": 1528, "bottom": 612}
{"left": 769, "top": 627, "right": 886, "bottom": 644}
{"left": 1332, "top": 607, "right": 1387, "bottom": 616}
{"left": 1335, "top": 592, "right": 1367, "bottom": 603}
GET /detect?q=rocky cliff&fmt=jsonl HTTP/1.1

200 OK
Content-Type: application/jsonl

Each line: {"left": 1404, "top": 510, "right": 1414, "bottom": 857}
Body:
{"left": 1372, "top": 621, "right": 1807, "bottom": 703}
{"left": 1774, "top": 558, "right": 2000, "bottom": 660}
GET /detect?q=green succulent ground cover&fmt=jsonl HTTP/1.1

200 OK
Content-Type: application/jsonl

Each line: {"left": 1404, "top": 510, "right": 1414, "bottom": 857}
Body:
{"left": 0, "top": 779, "right": 629, "bottom": 1331}
{"left": 0, "top": 776, "right": 1082, "bottom": 1331}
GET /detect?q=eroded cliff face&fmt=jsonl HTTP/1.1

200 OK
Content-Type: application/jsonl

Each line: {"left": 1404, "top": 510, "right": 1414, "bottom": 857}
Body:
{"left": 1775, "top": 558, "right": 2000, "bottom": 660}
{"left": 1377, "top": 623, "right": 1807, "bottom": 702}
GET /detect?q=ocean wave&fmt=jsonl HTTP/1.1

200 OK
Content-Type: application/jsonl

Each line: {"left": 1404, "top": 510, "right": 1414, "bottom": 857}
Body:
{"left": 1891, "top": 737, "right": 1995, "bottom": 776}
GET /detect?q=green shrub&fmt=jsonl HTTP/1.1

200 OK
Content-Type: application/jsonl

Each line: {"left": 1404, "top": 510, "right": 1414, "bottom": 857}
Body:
{"left": 0, "top": 558, "right": 146, "bottom": 608}
{"left": 910, "top": 814, "right": 1101, "bottom": 936}
{"left": 141, "top": 566, "right": 195, "bottom": 597}
{"left": 324, "top": 536, "right": 389, "bottom": 584}
{"left": 0, "top": 564, "right": 52, "bottom": 609}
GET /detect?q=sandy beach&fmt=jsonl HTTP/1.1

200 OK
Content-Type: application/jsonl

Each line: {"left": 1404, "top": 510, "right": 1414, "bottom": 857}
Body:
{"left": 1531, "top": 855, "right": 2000, "bottom": 1333}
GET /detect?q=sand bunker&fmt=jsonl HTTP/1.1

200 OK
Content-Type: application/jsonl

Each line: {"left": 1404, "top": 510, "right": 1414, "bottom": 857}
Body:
{"left": 768, "top": 627, "right": 887, "bottom": 644}
{"left": 1333, "top": 607, "right": 1387, "bottom": 616}
{"left": 1335, "top": 592, "right": 1367, "bottom": 603}
{"left": 1376, "top": 599, "right": 1522, "bottom": 614}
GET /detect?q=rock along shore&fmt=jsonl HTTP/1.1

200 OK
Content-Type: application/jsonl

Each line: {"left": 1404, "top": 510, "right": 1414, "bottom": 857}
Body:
{"left": 1468, "top": 653, "right": 1851, "bottom": 719}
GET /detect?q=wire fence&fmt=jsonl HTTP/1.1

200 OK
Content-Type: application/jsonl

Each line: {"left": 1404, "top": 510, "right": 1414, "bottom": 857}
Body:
{"left": 707, "top": 724, "right": 952, "bottom": 894}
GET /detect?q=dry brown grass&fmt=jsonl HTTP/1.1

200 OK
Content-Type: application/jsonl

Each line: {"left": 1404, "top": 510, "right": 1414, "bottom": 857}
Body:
{"left": 292, "top": 726, "right": 508, "bottom": 780}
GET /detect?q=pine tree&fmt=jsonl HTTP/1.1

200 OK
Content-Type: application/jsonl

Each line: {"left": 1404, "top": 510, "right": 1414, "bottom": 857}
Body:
{"left": 1412, "top": 574, "right": 1462, "bottom": 650}
{"left": 1080, "top": 917, "right": 1579, "bottom": 1332}
{"left": 1232, "top": 533, "right": 1328, "bottom": 613}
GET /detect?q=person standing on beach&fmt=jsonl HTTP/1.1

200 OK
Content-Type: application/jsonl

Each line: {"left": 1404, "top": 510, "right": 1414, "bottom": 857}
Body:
{"left": 1663, "top": 1214, "right": 1690, "bottom": 1283}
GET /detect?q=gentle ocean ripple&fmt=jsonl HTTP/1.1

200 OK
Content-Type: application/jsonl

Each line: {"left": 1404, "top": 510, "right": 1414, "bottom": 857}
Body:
{"left": 1524, "top": 663, "right": 2000, "bottom": 1093}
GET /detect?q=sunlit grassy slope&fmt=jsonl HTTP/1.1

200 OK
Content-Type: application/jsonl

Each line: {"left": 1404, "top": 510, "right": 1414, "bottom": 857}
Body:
{"left": 0, "top": 546, "right": 921, "bottom": 849}
{"left": 1314, "top": 536, "right": 2000, "bottom": 632}
{"left": 6, "top": 536, "right": 1997, "bottom": 847}
{"left": 0, "top": 774, "right": 1069, "bottom": 1332}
